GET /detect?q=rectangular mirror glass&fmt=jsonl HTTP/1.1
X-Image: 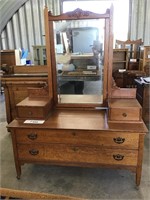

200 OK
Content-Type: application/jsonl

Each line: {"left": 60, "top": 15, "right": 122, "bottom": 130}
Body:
{"left": 53, "top": 19, "right": 105, "bottom": 104}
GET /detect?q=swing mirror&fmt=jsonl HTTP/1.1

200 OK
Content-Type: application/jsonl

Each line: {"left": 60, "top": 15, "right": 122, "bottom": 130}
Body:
{"left": 46, "top": 8, "right": 113, "bottom": 107}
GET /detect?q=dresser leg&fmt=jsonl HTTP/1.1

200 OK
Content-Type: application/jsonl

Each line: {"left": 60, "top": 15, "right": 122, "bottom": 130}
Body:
{"left": 136, "top": 134, "right": 145, "bottom": 186}
{"left": 11, "top": 131, "right": 22, "bottom": 179}
{"left": 136, "top": 170, "right": 141, "bottom": 186}
{"left": 16, "top": 164, "right": 21, "bottom": 179}
{"left": 16, "top": 175, "right": 21, "bottom": 179}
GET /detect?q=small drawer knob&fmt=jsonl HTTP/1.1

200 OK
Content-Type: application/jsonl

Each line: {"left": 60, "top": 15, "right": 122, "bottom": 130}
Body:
{"left": 113, "top": 137, "right": 125, "bottom": 144}
{"left": 72, "top": 147, "right": 79, "bottom": 152}
{"left": 29, "top": 149, "right": 39, "bottom": 156}
{"left": 113, "top": 154, "right": 124, "bottom": 161}
{"left": 27, "top": 133, "right": 37, "bottom": 140}
{"left": 122, "top": 113, "right": 127, "bottom": 117}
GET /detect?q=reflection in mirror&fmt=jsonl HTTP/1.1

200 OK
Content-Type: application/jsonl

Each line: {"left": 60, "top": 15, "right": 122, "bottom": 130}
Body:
{"left": 53, "top": 19, "right": 105, "bottom": 104}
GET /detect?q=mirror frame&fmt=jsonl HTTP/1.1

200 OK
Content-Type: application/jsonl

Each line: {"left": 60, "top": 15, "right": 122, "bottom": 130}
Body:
{"left": 44, "top": 6, "right": 113, "bottom": 109}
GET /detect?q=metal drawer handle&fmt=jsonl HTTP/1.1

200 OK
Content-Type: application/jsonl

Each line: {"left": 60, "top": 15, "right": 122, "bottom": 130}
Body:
{"left": 72, "top": 132, "right": 76, "bottom": 136}
{"left": 113, "top": 154, "right": 124, "bottom": 161}
{"left": 122, "top": 113, "right": 127, "bottom": 117}
{"left": 29, "top": 149, "right": 39, "bottom": 156}
{"left": 113, "top": 137, "right": 125, "bottom": 144}
{"left": 27, "top": 133, "right": 37, "bottom": 140}
{"left": 72, "top": 147, "right": 79, "bottom": 152}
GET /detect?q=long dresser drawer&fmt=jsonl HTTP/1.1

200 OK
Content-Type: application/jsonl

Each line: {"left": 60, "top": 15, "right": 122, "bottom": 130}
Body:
{"left": 17, "top": 144, "right": 138, "bottom": 167}
{"left": 15, "top": 129, "right": 139, "bottom": 149}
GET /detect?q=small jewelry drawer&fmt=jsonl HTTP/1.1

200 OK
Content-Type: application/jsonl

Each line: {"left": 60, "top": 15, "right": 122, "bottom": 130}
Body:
{"left": 109, "top": 107, "right": 141, "bottom": 121}
{"left": 108, "top": 99, "right": 142, "bottom": 121}
{"left": 17, "top": 107, "right": 46, "bottom": 118}
{"left": 16, "top": 97, "right": 51, "bottom": 119}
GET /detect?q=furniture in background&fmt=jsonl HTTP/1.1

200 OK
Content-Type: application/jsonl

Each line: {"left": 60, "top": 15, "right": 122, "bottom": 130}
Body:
{"left": 7, "top": 7, "right": 148, "bottom": 187}
{"left": 33, "top": 45, "right": 47, "bottom": 65}
{"left": 139, "top": 46, "right": 150, "bottom": 71}
{"left": 115, "top": 39, "right": 143, "bottom": 70}
{"left": 113, "top": 49, "right": 128, "bottom": 72}
{"left": 0, "top": 50, "right": 21, "bottom": 66}
{"left": 123, "top": 70, "right": 146, "bottom": 88}
{"left": 113, "top": 43, "right": 149, "bottom": 88}
{"left": 135, "top": 79, "right": 150, "bottom": 127}
{"left": 1, "top": 65, "right": 48, "bottom": 124}
{"left": 117, "top": 46, "right": 150, "bottom": 88}
{"left": 112, "top": 49, "right": 128, "bottom": 88}
{"left": 112, "top": 49, "right": 128, "bottom": 87}
{"left": 113, "top": 70, "right": 146, "bottom": 88}
{"left": 2, "top": 74, "right": 48, "bottom": 124}
{"left": 144, "top": 63, "right": 150, "bottom": 76}
{"left": 112, "top": 70, "right": 124, "bottom": 88}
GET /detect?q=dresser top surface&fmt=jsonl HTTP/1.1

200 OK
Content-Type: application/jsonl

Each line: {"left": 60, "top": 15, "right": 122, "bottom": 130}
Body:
{"left": 17, "top": 97, "right": 50, "bottom": 107}
{"left": 109, "top": 98, "right": 142, "bottom": 108}
{"left": 7, "top": 110, "right": 148, "bottom": 133}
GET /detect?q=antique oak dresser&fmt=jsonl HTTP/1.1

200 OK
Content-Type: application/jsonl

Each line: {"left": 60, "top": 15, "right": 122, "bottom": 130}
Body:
{"left": 7, "top": 6, "right": 148, "bottom": 187}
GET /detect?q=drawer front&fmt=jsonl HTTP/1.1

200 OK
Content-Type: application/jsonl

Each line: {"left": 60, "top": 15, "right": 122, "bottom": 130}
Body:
{"left": 16, "top": 129, "right": 139, "bottom": 149}
{"left": 17, "top": 107, "right": 44, "bottom": 119}
{"left": 17, "top": 144, "right": 138, "bottom": 167}
{"left": 109, "top": 108, "right": 141, "bottom": 121}
{"left": 18, "top": 144, "right": 45, "bottom": 160}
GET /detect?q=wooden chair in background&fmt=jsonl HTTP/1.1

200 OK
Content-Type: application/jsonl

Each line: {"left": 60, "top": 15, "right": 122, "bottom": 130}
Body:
{"left": 116, "top": 39, "right": 143, "bottom": 70}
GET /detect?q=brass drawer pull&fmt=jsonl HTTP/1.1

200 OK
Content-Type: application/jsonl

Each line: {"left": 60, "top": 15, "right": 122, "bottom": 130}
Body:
{"left": 72, "top": 147, "right": 79, "bottom": 152}
{"left": 27, "top": 133, "right": 37, "bottom": 140}
{"left": 29, "top": 149, "right": 39, "bottom": 156}
{"left": 72, "top": 132, "right": 76, "bottom": 136}
{"left": 122, "top": 113, "right": 127, "bottom": 117}
{"left": 113, "top": 137, "right": 125, "bottom": 144}
{"left": 113, "top": 154, "right": 124, "bottom": 161}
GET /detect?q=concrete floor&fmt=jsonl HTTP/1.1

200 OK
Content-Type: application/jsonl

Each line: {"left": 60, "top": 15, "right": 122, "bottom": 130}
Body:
{"left": 0, "top": 93, "right": 150, "bottom": 199}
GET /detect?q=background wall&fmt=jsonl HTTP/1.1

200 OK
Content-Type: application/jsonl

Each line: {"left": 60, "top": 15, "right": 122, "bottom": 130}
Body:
{"left": 128, "top": 0, "right": 150, "bottom": 45}
{"left": 0, "top": 0, "right": 60, "bottom": 62}
{"left": 0, "top": 0, "right": 149, "bottom": 63}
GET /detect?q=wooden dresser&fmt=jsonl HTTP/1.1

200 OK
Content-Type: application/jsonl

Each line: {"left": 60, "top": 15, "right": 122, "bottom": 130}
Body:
{"left": 8, "top": 109, "right": 147, "bottom": 186}
{"left": 6, "top": 7, "right": 148, "bottom": 187}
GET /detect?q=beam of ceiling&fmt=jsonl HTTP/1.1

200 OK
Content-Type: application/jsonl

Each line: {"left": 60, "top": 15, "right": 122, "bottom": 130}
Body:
{"left": 0, "top": 0, "right": 28, "bottom": 33}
